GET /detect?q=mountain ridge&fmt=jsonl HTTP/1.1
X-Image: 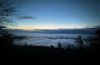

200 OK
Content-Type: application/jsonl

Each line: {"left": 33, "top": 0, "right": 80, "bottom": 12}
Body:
{"left": 8, "top": 27, "right": 100, "bottom": 34}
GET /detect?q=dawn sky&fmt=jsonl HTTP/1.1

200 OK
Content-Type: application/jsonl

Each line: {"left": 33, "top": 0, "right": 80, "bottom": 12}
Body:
{"left": 11, "top": 0, "right": 100, "bottom": 30}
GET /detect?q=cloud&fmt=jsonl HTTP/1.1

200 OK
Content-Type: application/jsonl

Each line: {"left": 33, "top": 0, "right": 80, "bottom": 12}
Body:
{"left": 17, "top": 16, "right": 36, "bottom": 20}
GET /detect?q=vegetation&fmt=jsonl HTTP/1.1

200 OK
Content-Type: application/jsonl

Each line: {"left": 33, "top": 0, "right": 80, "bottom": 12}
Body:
{"left": 0, "top": 0, "right": 16, "bottom": 48}
{"left": 57, "top": 42, "right": 62, "bottom": 49}
{"left": 0, "top": 30, "right": 100, "bottom": 63}
{"left": 75, "top": 35, "right": 84, "bottom": 48}
{"left": 0, "top": 0, "right": 100, "bottom": 64}
{"left": 0, "top": 0, "right": 16, "bottom": 25}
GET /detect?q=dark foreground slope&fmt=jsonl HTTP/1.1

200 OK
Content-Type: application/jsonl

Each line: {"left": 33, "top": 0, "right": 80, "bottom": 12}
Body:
{"left": 0, "top": 45, "right": 100, "bottom": 64}
{"left": 0, "top": 29, "right": 100, "bottom": 64}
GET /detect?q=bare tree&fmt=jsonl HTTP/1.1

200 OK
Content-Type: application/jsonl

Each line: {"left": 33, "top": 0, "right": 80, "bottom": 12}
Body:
{"left": 0, "top": 0, "right": 16, "bottom": 48}
{"left": 0, "top": 0, "right": 16, "bottom": 26}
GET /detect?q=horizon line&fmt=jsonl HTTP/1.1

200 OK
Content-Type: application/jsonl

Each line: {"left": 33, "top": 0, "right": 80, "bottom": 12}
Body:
{"left": 8, "top": 27, "right": 99, "bottom": 31}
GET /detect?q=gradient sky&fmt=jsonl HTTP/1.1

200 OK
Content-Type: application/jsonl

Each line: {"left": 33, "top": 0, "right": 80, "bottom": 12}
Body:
{"left": 10, "top": 0, "right": 100, "bottom": 30}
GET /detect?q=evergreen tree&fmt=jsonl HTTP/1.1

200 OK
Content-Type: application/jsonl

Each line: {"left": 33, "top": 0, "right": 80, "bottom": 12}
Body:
{"left": 57, "top": 42, "right": 62, "bottom": 48}
{"left": 76, "top": 35, "right": 84, "bottom": 48}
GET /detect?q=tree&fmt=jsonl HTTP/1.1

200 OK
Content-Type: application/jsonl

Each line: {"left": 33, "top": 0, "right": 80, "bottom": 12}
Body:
{"left": 57, "top": 42, "right": 62, "bottom": 49}
{"left": 75, "top": 35, "right": 84, "bottom": 48}
{"left": 95, "top": 30, "right": 100, "bottom": 38}
{"left": 0, "top": 0, "right": 16, "bottom": 48}
{"left": 89, "top": 30, "right": 100, "bottom": 49}
{"left": 0, "top": 0, "right": 16, "bottom": 26}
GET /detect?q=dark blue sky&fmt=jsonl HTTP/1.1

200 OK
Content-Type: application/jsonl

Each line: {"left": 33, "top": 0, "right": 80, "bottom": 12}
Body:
{"left": 11, "top": 0, "right": 100, "bottom": 30}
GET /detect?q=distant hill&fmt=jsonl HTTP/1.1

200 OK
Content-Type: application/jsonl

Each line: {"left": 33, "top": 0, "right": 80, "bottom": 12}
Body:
{"left": 9, "top": 27, "right": 100, "bottom": 34}
{"left": 32, "top": 27, "right": 100, "bottom": 34}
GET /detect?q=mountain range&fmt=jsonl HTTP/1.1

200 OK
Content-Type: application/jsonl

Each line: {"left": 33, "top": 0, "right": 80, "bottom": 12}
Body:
{"left": 9, "top": 27, "right": 100, "bottom": 34}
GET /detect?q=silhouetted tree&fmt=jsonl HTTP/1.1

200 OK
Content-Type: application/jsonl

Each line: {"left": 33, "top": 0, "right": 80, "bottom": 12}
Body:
{"left": 66, "top": 45, "right": 71, "bottom": 51}
{"left": 89, "top": 30, "right": 100, "bottom": 49}
{"left": 95, "top": 30, "right": 100, "bottom": 38}
{"left": 0, "top": 0, "right": 16, "bottom": 48}
{"left": 0, "top": 33, "right": 14, "bottom": 48}
{"left": 50, "top": 45, "right": 54, "bottom": 49}
{"left": 0, "top": 0, "right": 16, "bottom": 25}
{"left": 75, "top": 35, "right": 84, "bottom": 48}
{"left": 57, "top": 42, "right": 62, "bottom": 48}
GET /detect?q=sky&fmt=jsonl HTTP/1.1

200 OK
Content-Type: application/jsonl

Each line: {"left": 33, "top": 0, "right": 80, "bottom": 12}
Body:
{"left": 10, "top": 0, "right": 100, "bottom": 30}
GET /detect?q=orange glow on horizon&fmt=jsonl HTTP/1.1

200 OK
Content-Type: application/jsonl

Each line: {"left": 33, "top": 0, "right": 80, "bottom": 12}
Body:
{"left": 14, "top": 25, "right": 84, "bottom": 30}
